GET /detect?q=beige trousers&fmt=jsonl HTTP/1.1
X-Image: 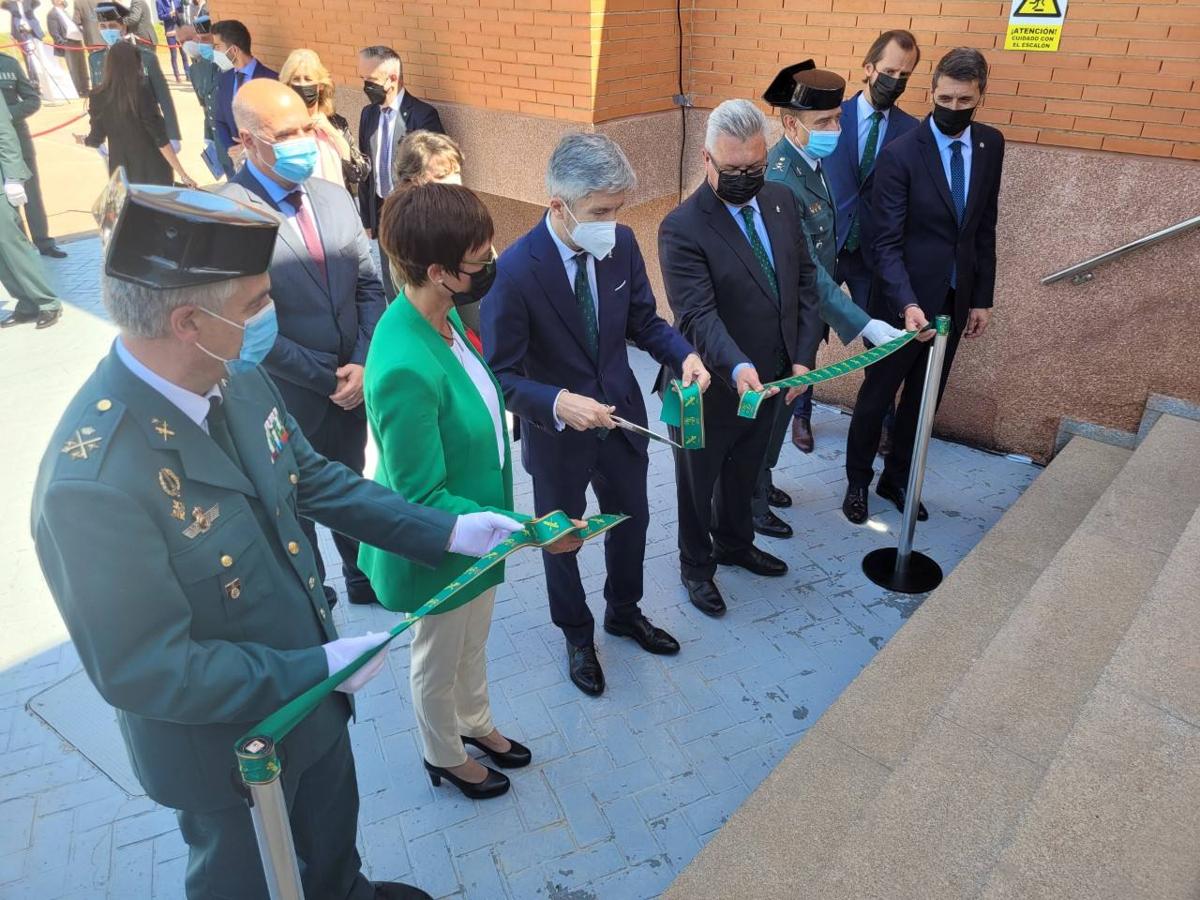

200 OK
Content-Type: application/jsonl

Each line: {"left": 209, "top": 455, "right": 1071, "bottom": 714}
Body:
{"left": 408, "top": 586, "right": 497, "bottom": 768}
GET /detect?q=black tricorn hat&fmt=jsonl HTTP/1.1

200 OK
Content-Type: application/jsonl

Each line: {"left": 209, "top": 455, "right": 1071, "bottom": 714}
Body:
{"left": 96, "top": 2, "right": 132, "bottom": 22}
{"left": 92, "top": 168, "right": 279, "bottom": 289}
{"left": 763, "top": 60, "right": 846, "bottom": 111}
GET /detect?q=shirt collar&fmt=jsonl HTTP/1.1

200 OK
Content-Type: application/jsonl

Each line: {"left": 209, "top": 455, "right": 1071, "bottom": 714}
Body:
{"left": 858, "top": 90, "right": 888, "bottom": 124}
{"left": 114, "top": 338, "right": 221, "bottom": 429}
{"left": 384, "top": 88, "right": 405, "bottom": 115}
{"left": 722, "top": 194, "right": 763, "bottom": 219}
{"left": 245, "top": 158, "right": 297, "bottom": 207}
{"left": 545, "top": 213, "right": 580, "bottom": 265}
{"left": 236, "top": 57, "right": 257, "bottom": 77}
{"left": 929, "top": 116, "right": 972, "bottom": 153}
{"left": 785, "top": 135, "right": 819, "bottom": 171}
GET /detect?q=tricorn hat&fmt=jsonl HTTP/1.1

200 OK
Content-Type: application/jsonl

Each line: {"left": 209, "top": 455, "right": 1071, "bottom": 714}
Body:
{"left": 92, "top": 168, "right": 279, "bottom": 289}
{"left": 96, "top": 2, "right": 132, "bottom": 23}
{"left": 763, "top": 60, "right": 846, "bottom": 111}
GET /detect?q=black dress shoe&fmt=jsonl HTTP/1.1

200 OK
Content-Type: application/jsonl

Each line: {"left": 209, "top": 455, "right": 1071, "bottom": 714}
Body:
{"left": 567, "top": 642, "right": 605, "bottom": 696}
{"left": 604, "top": 613, "right": 680, "bottom": 655}
{"left": 767, "top": 485, "right": 792, "bottom": 508}
{"left": 714, "top": 545, "right": 788, "bottom": 577}
{"left": 424, "top": 759, "right": 510, "bottom": 799}
{"left": 35, "top": 309, "right": 62, "bottom": 329}
{"left": 843, "top": 485, "right": 868, "bottom": 524}
{"left": 876, "top": 480, "right": 928, "bottom": 521}
{"left": 347, "top": 586, "right": 380, "bottom": 606}
{"left": 374, "top": 882, "right": 433, "bottom": 900}
{"left": 753, "top": 510, "right": 793, "bottom": 539}
{"left": 462, "top": 734, "right": 532, "bottom": 768}
{"left": 1, "top": 309, "right": 37, "bottom": 329}
{"left": 38, "top": 244, "right": 67, "bottom": 259}
{"left": 791, "top": 416, "right": 815, "bottom": 453}
{"left": 681, "top": 576, "right": 726, "bottom": 617}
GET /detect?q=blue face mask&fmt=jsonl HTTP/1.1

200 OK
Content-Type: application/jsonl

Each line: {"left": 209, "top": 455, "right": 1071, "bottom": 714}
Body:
{"left": 197, "top": 302, "right": 278, "bottom": 375}
{"left": 264, "top": 136, "right": 319, "bottom": 185}
{"left": 99, "top": 28, "right": 120, "bottom": 46}
{"left": 197, "top": 43, "right": 214, "bottom": 60}
{"left": 801, "top": 124, "right": 841, "bottom": 160}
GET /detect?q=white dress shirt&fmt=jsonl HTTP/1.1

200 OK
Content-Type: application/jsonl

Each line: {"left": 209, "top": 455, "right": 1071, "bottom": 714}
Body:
{"left": 856, "top": 91, "right": 891, "bottom": 163}
{"left": 447, "top": 330, "right": 506, "bottom": 467}
{"left": 115, "top": 338, "right": 222, "bottom": 434}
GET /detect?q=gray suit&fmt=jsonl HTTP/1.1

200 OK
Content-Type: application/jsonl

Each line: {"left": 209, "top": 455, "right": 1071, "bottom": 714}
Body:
{"left": 218, "top": 166, "right": 387, "bottom": 606}
{"left": 72, "top": 0, "right": 101, "bottom": 46}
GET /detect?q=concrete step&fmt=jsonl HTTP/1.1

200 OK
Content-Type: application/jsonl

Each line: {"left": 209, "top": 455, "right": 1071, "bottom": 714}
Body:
{"left": 978, "top": 505, "right": 1200, "bottom": 900}
{"left": 815, "top": 413, "right": 1200, "bottom": 899}
{"left": 663, "top": 435, "right": 1132, "bottom": 900}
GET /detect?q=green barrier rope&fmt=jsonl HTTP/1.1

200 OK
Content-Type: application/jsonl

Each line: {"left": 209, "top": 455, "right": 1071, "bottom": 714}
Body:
{"left": 236, "top": 510, "right": 627, "bottom": 758}
{"left": 660, "top": 380, "right": 706, "bottom": 450}
{"left": 737, "top": 328, "right": 925, "bottom": 420}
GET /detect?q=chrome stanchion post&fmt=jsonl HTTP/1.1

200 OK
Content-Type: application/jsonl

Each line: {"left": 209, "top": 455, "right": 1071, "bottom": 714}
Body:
{"left": 236, "top": 736, "right": 305, "bottom": 900}
{"left": 862, "top": 315, "right": 950, "bottom": 594}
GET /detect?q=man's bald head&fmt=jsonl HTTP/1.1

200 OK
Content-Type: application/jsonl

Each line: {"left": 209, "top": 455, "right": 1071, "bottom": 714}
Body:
{"left": 233, "top": 79, "right": 317, "bottom": 187}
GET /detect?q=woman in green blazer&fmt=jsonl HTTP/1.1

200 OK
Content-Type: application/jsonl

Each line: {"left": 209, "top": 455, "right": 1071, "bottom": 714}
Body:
{"left": 360, "top": 183, "right": 578, "bottom": 800}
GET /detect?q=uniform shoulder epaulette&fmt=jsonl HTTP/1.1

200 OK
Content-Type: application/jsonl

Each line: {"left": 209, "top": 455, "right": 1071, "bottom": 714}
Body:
{"left": 771, "top": 154, "right": 789, "bottom": 173}
{"left": 52, "top": 396, "right": 126, "bottom": 482}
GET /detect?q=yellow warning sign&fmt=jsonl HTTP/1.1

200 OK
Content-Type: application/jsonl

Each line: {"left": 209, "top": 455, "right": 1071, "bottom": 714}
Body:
{"left": 1005, "top": 0, "right": 1069, "bottom": 51}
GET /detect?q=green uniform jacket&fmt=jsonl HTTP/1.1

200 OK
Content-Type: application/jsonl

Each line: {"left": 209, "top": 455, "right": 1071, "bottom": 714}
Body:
{"left": 31, "top": 346, "right": 455, "bottom": 812}
{"left": 768, "top": 136, "right": 869, "bottom": 344}
{"left": 88, "top": 45, "right": 181, "bottom": 142}
{"left": 0, "top": 53, "right": 40, "bottom": 123}
{"left": 0, "top": 95, "right": 31, "bottom": 182}
{"left": 359, "top": 295, "right": 514, "bottom": 615}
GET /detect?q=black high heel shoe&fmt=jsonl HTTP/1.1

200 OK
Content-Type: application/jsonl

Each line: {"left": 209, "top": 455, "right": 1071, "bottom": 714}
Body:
{"left": 424, "top": 759, "right": 510, "bottom": 799}
{"left": 462, "top": 735, "right": 532, "bottom": 769}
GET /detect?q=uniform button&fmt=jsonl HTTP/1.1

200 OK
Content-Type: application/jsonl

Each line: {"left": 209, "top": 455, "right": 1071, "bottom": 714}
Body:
{"left": 308, "top": 576, "right": 316, "bottom": 589}
{"left": 319, "top": 608, "right": 327, "bottom": 620}
{"left": 275, "top": 507, "right": 281, "bottom": 517}
{"left": 220, "top": 554, "right": 234, "bottom": 568}
{"left": 288, "top": 541, "right": 300, "bottom": 555}
{"left": 96, "top": 399, "right": 112, "bottom": 412}
{"left": 289, "top": 473, "right": 299, "bottom": 485}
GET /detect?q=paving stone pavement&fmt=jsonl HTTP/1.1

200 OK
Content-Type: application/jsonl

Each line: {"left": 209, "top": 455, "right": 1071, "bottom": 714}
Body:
{"left": 0, "top": 238, "right": 1039, "bottom": 899}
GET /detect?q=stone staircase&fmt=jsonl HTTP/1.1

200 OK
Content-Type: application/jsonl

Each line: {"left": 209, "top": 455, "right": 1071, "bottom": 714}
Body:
{"left": 664, "top": 412, "right": 1200, "bottom": 900}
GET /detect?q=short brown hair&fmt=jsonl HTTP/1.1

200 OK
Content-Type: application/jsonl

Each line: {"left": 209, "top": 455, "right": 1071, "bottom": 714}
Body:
{"left": 932, "top": 47, "right": 989, "bottom": 94}
{"left": 379, "top": 183, "right": 494, "bottom": 288}
{"left": 862, "top": 29, "right": 920, "bottom": 71}
{"left": 394, "top": 130, "right": 464, "bottom": 188}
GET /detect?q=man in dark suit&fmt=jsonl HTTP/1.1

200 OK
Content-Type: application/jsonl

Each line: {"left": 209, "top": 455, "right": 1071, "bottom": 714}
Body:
{"left": 807, "top": 28, "right": 920, "bottom": 456}
{"left": 219, "top": 79, "right": 387, "bottom": 607}
{"left": 842, "top": 47, "right": 1004, "bottom": 524}
{"left": 484, "top": 133, "right": 709, "bottom": 696}
{"left": 356, "top": 45, "right": 444, "bottom": 300}
{"left": 659, "top": 99, "right": 824, "bottom": 617}
{"left": 211, "top": 19, "right": 277, "bottom": 178}
{"left": 123, "top": 0, "right": 156, "bottom": 45}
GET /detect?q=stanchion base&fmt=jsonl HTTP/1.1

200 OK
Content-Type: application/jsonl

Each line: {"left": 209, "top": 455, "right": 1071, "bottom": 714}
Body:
{"left": 862, "top": 548, "right": 943, "bottom": 594}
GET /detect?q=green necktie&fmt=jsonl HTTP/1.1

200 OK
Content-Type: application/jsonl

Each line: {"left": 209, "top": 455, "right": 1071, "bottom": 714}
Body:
{"left": 738, "top": 206, "right": 777, "bottom": 296}
{"left": 573, "top": 252, "right": 599, "bottom": 359}
{"left": 845, "top": 110, "right": 884, "bottom": 253}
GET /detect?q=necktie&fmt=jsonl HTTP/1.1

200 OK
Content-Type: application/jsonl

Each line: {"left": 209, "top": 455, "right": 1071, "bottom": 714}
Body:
{"left": 573, "top": 252, "right": 599, "bottom": 359}
{"left": 950, "top": 140, "right": 966, "bottom": 224}
{"left": 845, "top": 111, "right": 884, "bottom": 253}
{"left": 235, "top": 70, "right": 245, "bottom": 89}
{"left": 739, "top": 206, "right": 777, "bottom": 296}
{"left": 207, "top": 396, "right": 239, "bottom": 464}
{"left": 285, "top": 190, "right": 327, "bottom": 284}
{"left": 378, "top": 108, "right": 393, "bottom": 198}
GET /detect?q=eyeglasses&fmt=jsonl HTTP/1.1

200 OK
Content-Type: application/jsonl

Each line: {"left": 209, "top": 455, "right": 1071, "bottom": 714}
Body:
{"left": 712, "top": 163, "right": 767, "bottom": 178}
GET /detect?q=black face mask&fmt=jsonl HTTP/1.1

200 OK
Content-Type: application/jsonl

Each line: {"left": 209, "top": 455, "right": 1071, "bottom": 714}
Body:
{"left": 714, "top": 168, "right": 765, "bottom": 206}
{"left": 291, "top": 83, "right": 320, "bottom": 107}
{"left": 447, "top": 258, "right": 497, "bottom": 306}
{"left": 931, "top": 102, "right": 976, "bottom": 136}
{"left": 363, "top": 80, "right": 388, "bottom": 106}
{"left": 869, "top": 72, "right": 908, "bottom": 110}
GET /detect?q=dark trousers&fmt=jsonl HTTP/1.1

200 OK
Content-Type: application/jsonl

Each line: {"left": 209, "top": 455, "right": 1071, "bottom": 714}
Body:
{"left": 61, "top": 43, "right": 90, "bottom": 96}
{"left": 530, "top": 432, "right": 648, "bottom": 647}
{"left": 670, "top": 395, "right": 776, "bottom": 581}
{"left": 14, "top": 121, "right": 51, "bottom": 249}
{"left": 752, "top": 391, "right": 797, "bottom": 518}
{"left": 298, "top": 405, "right": 374, "bottom": 605}
{"left": 176, "top": 728, "right": 374, "bottom": 900}
{"left": 846, "top": 295, "right": 961, "bottom": 489}
{"left": 837, "top": 245, "right": 895, "bottom": 428}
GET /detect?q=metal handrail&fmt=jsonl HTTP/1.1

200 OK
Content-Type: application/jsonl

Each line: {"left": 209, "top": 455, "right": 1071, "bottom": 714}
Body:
{"left": 1041, "top": 214, "right": 1200, "bottom": 286}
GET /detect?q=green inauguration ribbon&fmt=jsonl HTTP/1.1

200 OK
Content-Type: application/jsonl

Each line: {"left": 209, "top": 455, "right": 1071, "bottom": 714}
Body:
{"left": 737, "top": 329, "right": 923, "bottom": 420}
{"left": 236, "top": 510, "right": 627, "bottom": 766}
{"left": 660, "top": 379, "right": 706, "bottom": 450}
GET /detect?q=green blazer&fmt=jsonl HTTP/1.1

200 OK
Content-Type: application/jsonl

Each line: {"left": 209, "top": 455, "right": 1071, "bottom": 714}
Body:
{"left": 360, "top": 293, "right": 514, "bottom": 615}
{"left": 30, "top": 346, "right": 454, "bottom": 813}
{"left": 768, "top": 136, "right": 870, "bottom": 345}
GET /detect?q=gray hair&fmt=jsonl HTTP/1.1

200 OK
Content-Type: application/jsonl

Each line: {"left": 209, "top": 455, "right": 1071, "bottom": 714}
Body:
{"left": 102, "top": 276, "right": 236, "bottom": 339}
{"left": 705, "top": 99, "right": 767, "bottom": 151}
{"left": 545, "top": 133, "right": 637, "bottom": 207}
{"left": 359, "top": 45, "right": 402, "bottom": 80}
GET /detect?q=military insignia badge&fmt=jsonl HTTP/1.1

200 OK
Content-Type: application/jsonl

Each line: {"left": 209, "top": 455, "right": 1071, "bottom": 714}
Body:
{"left": 264, "top": 408, "right": 290, "bottom": 462}
{"left": 183, "top": 503, "right": 221, "bottom": 539}
{"left": 152, "top": 418, "right": 175, "bottom": 442}
{"left": 158, "top": 468, "right": 186, "bottom": 520}
{"left": 62, "top": 427, "right": 102, "bottom": 460}
{"left": 223, "top": 578, "right": 242, "bottom": 600}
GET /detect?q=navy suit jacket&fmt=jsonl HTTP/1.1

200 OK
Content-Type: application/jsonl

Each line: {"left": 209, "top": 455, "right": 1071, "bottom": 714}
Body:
{"left": 213, "top": 60, "right": 278, "bottom": 177}
{"left": 356, "top": 91, "right": 444, "bottom": 230}
{"left": 866, "top": 117, "right": 1005, "bottom": 328}
{"left": 826, "top": 92, "right": 919, "bottom": 256}
{"left": 218, "top": 167, "right": 386, "bottom": 434}
{"left": 482, "top": 219, "right": 693, "bottom": 467}
{"left": 4, "top": 0, "right": 43, "bottom": 40}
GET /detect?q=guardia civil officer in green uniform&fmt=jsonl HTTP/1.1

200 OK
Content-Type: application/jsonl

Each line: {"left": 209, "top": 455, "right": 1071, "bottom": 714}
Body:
{"left": 31, "top": 169, "right": 523, "bottom": 900}
{"left": 750, "top": 61, "right": 905, "bottom": 538}
{"left": 0, "top": 97, "right": 63, "bottom": 329}
{"left": 89, "top": 2, "right": 181, "bottom": 147}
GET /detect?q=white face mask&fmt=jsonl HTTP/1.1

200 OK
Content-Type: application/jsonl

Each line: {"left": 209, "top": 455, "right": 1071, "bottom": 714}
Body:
{"left": 437, "top": 172, "right": 463, "bottom": 185}
{"left": 212, "top": 48, "right": 234, "bottom": 72}
{"left": 563, "top": 203, "right": 617, "bottom": 260}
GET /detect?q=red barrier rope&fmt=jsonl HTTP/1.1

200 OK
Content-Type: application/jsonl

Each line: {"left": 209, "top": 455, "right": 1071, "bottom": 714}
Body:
{"left": 29, "top": 110, "right": 88, "bottom": 138}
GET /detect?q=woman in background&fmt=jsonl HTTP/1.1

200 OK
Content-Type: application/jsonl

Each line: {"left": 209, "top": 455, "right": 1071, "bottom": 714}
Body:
{"left": 279, "top": 48, "right": 369, "bottom": 194}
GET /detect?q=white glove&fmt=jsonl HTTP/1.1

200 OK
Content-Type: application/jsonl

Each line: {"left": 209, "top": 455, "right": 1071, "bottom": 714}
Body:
{"left": 859, "top": 318, "right": 907, "bottom": 347}
{"left": 170, "top": 140, "right": 182, "bottom": 153}
{"left": 322, "top": 631, "right": 390, "bottom": 694}
{"left": 449, "top": 511, "right": 524, "bottom": 557}
{"left": 4, "top": 181, "right": 27, "bottom": 207}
